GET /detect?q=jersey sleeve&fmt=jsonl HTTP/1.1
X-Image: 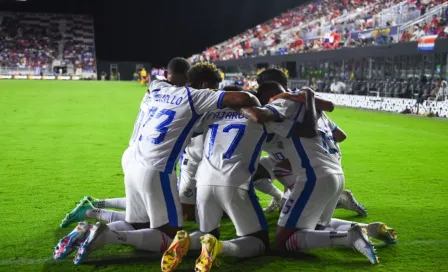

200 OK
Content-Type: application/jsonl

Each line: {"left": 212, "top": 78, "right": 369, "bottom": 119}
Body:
{"left": 264, "top": 119, "right": 296, "bottom": 138}
{"left": 264, "top": 98, "right": 304, "bottom": 121}
{"left": 149, "top": 79, "right": 172, "bottom": 91}
{"left": 189, "top": 88, "right": 226, "bottom": 115}
{"left": 263, "top": 98, "right": 306, "bottom": 138}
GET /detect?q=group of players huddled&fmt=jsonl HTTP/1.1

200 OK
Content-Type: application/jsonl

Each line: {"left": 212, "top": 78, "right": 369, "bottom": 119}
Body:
{"left": 53, "top": 57, "right": 397, "bottom": 271}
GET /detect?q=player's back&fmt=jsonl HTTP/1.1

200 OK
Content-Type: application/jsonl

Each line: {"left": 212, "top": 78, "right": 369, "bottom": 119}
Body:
{"left": 263, "top": 97, "right": 342, "bottom": 181}
{"left": 129, "top": 92, "right": 152, "bottom": 146}
{"left": 196, "top": 108, "right": 267, "bottom": 189}
{"left": 134, "top": 80, "right": 225, "bottom": 173}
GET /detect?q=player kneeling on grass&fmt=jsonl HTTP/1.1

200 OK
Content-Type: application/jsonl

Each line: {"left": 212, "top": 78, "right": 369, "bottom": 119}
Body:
{"left": 53, "top": 60, "right": 265, "bottom": 265}
{"left": 160, "top": 85, "right": 315, "bottom": 272}
{"left": 246, "top": 82, "right": 396, "bottom": 264}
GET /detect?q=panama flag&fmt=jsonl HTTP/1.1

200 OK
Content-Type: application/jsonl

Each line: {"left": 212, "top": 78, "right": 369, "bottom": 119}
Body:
{"left": 418, "top": 35, "right": 437, "bottom": 51}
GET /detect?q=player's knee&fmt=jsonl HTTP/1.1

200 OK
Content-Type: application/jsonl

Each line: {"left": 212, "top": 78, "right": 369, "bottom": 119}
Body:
{"left": 247, "top": 229, "right": 270, "bottom": 249}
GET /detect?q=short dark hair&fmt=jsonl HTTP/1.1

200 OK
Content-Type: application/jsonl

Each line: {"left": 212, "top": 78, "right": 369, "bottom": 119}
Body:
{"left": 257, "top": 68, "right": 288, "bottom": 89}
{"left": 187, "top": 62, "right": 222, "bottom": 88}
{"left": 167, "top": 57, "right": 190, "bottom": 75}
{"left": 223, "top": 85, "right": 243, "bottom": 92}
{"left": 257, "top": 81, "right": 285, "bottom": 105}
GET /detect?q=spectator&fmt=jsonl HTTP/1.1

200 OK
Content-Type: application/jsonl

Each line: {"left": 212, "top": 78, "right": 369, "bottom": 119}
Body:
{"left": 330, "top": 80, "right": 347, "bottom": 93}
{"left": 410, "top": 25, "right": 425, "bottom": 41}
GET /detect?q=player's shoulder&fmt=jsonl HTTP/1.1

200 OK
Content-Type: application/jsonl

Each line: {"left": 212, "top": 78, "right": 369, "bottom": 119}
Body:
{"left": 149, "top": 79, "right": 172, "bottom": 91}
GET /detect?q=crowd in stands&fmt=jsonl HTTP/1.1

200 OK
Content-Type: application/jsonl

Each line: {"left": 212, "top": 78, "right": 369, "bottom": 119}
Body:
{"left": 0, "top": 15, "right": 58, "bottom": 70}
{"left": 189, "top": 0, "right": 448, "bottom": 63}
{"left": 0, "top": 12, "right": 97, "bottom": 75}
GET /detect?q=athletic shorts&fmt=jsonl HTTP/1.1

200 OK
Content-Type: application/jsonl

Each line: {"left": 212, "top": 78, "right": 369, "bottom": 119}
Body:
{"left": 178, "top": 154, "right": 198, "bottom": 205}
{"left": 124, "top": 157, "right": 183, "bottom": 228}
{"left": 196, "top": 184, "right": 268, "bottom": 236}
{"left": 278, "top": 174, "right": 345, "bottom": 229}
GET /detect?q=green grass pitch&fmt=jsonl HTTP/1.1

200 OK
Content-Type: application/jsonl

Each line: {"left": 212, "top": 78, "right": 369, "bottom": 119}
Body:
{"left": 1, "top": 80, "right": 448, "bottom": 272}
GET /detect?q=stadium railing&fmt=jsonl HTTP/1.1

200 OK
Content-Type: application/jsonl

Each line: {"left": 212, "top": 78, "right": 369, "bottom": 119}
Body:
{"left": 398, "top": 2, "right": 448, "bottom": 36}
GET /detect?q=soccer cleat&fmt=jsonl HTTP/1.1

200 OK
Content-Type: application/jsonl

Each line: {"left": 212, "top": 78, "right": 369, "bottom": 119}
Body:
{"left": 365, "top": 222, "right": 397, "bottom": 244}
{"left": 53, "top": 222, "right": 91, "bottom": 260}
{"left": 349, "top": 224, "right": 379, "bottom": 264}
{"left": 337, "top": 190, "right": 368, "bottom": 217}
{"left": 161, "top": 230, "right": 191, "bottom": 272}
{"left": 61, "top": 198, "right": 95, "bottom": 228}
{"left": 264, "top": 197, "right": 281, "bottom": 213}
{"left": 84, "top": 196, "right": 101, "bottom": 208}
{"left": 73, "top": 222, "right": 108, "bottom": 265}
{"left": 195, "top": 234, "right": 223, "bottom": 272}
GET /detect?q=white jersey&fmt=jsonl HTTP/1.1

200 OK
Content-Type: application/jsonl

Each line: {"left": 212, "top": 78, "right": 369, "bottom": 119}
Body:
{"left": 318, "top": 113, "right": 341, "bottom": 161}
{"left": 196, "top": 99, "right": 298, "bottom": 189}
{"left": 180, "top": 134, "right": 204, "bottom": 175}
{"left": 129, "top": 92, "right": 152, "bottom": 146}
{"left": 196, "top": 108, "right": 267, "bottom": 190}
{"left": 263, "top": 98, "right": 343, "bottom": 182}
{"left": 133, "top": 80, "right": 225, "bottom": 173}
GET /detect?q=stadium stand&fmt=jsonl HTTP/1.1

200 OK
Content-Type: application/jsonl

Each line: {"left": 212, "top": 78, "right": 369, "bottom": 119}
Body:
{"left": 0, "top": 12, "right": 96, "bottom": 78}
{"left": 193, "top": 0, "right": 448, "bottom": 117}
{"left": 189, "top": 0, "right": 448, "bottom": 62}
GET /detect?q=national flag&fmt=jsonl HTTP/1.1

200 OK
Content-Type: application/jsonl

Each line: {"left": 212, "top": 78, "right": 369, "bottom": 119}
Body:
{"left": 418, "top": 35, "right": 437, "bottom": 51}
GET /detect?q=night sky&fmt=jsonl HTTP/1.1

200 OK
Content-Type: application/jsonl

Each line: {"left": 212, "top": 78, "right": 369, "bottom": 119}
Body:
{"left": 0, "top": 0, "right": 303, "bottom": 66}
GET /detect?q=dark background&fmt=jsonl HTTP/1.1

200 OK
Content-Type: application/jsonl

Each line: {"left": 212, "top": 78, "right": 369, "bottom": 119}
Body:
{"left": 0, "top": 0, "right": 302, "bottom": 66}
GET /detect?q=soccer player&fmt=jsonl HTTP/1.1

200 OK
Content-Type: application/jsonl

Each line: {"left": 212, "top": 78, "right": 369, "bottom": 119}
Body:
{"left": 161, "top": 87, "right": 310, "bottom": 272}
{"left": 55, "top": 61, "right": 266, "bottom": 265}
{"left": 54, "top": 57, "right": 193, "bottom": 262}
{"left": 256, "top": 68, "right": 367, "bottom": 216}
{"left": 243, "top": 82, "right": 396, "bottom": 264}
{"left": 178, "top": 85, "right": 284, "bottom": 221}
{"left": 58, "top": 58, "right": 192, "bottom": 230}
{"left": 140, "top": 68, "right": 147, "bottom": 86}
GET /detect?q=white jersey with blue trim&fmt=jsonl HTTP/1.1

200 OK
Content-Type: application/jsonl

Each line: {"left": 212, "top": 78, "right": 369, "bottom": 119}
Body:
{"left": 195, "top": 108, "right": 269, "bottom": 190}
{"left": 318, "top": 113, "right": 341, "bottom": 161}
{"left": 262, "top": 134, "right": 288, "bottom": 165}
{"left": 181, "top": 134, "right": 204, "bottom": 175}
{"left": 129, "top": 91, "right": 151, "bottom": 146}
{"left": 133, "top": 80, "right": 225, "bottom": 173}
{"left": 263, "top": 98, "right": 343, "bottom": 181}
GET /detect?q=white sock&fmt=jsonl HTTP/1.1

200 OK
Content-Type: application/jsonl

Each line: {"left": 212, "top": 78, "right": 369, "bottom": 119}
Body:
{"left": 84, "top": 209, "right": 126, "bottom": 223}
{"left": 190, "top": 231, "right": 206, "bottom": 250}
{"left": 327, "top": 219, "right": 356, "bottom": 231}
{"left": 286, "top": 230, "right": 350, "bottom": 251}
{"left": 107, "top": 221, "right": 135, "bottom": 231}
{"left": 104, "top": 228, "right": 172, "bottom": 252}
{"left": 221, "top": 236, "right": 265, "bottom": 258}
{"left": 99, "top": 210, "right": 126, "bottom": 223}
{"left": 103, "top": 198, "right": 127, "bottom": 209}
{"left": 254, "top": 178, "right": 283, "bottom": 201}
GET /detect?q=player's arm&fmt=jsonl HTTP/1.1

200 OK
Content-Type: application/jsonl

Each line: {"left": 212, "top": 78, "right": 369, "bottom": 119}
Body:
{"left": 321, "top": 112, "right": 346, "bottom": 142}
{"left": 268, "top": 89, "right": 335, "bottom": 112}
{"left": 220, "top": 91, "right": 261, "bottom": 109}
{"left": 239, "top": 107, "right": 280, "bottom": 124}
{"left": 332, "top": 126, "right": 347, "bottom": 142}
